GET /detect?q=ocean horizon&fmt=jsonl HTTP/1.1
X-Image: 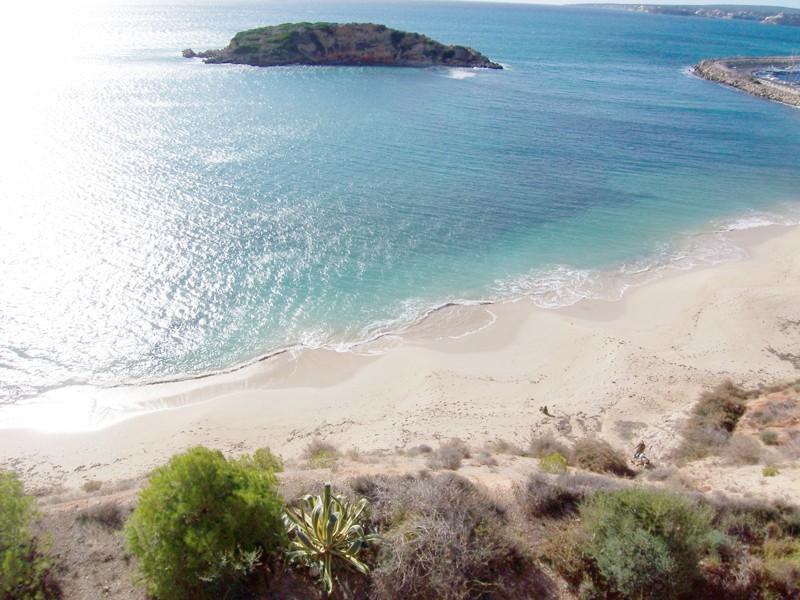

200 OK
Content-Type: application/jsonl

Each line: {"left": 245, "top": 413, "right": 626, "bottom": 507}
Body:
{"left": 1, "top": 0, "right": 799, "bottom": 430}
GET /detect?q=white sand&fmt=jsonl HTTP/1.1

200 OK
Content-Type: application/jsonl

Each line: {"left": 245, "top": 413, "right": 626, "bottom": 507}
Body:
{"left": 2, "top": 225, "right": 799, "bottom": 492}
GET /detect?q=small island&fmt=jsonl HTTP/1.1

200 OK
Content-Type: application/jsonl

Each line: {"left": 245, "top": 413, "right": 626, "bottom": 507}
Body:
{"left": 183, "top": 22, "right": 502, "bottom": 69}
{"left": 694, "top": 56, "right": 800, "bottom": 107}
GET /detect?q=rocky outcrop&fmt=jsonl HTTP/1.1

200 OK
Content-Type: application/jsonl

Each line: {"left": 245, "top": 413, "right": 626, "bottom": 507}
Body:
{"left": 183, "top": 22, "right": 502, "bottom": 69}
{"left": 694, "top": 57, "right": 800, "bottom": 107}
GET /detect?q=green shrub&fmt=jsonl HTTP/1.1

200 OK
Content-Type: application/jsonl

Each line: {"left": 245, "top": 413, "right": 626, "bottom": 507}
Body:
{"left": 763, "top": 465, "right": 780, "bottom": 477}
{"left": 580, "top": 487, "right": 715, "bottom": 598}
{"left": 760, "top": 430, "right": 779, "bottom": 445}
{"left": 1, "top": 471, "right": 59, "bottom": 600}
{"left": 237, "top": 447, "right": 284, "bottom": 473}
{"left": 539, "top": 452, "right": 568, "bottom": 474}
{"left": 123, "top": 446, "right": 286, "bottom": 599}
{"left": 303, "top": 438, "right": 339, "bottom": 469}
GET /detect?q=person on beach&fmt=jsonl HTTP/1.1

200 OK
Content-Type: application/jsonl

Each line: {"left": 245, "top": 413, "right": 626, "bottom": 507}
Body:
{"left": 633, "top": 440, "right": 646, "bottom": 459}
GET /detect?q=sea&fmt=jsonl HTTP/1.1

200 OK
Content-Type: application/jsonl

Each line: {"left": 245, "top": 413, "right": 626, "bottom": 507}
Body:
{"left": 1, "top": 0, "right": 799, "bottom": 430}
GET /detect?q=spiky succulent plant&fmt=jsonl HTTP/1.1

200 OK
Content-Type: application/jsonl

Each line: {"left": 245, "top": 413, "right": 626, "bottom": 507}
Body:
{"left": 283, "top": 481, "right": 380, "bottom": 594}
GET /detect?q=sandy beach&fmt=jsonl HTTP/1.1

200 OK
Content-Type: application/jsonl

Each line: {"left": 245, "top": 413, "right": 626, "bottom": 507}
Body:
{"left": 3, "top": 224, "right": 800, "bottom": 492}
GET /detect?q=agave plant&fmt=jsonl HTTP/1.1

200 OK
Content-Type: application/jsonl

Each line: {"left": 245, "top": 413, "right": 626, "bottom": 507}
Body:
{"left": 283, "top": 481, "right": 380, "bottom": 594}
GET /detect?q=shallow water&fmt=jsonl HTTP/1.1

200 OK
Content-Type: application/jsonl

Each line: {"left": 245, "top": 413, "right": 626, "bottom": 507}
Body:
{"left": 1, "top": 1, "right": 799, "bottom": 427}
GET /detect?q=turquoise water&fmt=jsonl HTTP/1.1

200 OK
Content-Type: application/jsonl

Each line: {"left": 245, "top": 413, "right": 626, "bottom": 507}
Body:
{"left": 1, "top": 1, "right": 799, "bottom": 422}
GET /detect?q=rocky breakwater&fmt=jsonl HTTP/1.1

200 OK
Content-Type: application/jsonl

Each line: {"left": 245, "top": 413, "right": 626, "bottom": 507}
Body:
{"left": 183, "top": 22, "right": 502, "bottom": 69}
{"left": 694, "top": 56, "right": 800, "bottom": 107}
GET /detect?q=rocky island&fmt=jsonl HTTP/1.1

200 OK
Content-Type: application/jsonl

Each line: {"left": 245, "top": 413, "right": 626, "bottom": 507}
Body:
{"left": 183, "top": 22, "right": 502, "bottom": 69}
{"left": 694, "top": 56, "right": 800, "bottom": 107}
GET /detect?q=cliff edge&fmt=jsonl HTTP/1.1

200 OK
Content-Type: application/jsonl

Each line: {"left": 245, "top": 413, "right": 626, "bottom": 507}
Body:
{"left": 182, "top": 22, "right": 502, "bottom": 69}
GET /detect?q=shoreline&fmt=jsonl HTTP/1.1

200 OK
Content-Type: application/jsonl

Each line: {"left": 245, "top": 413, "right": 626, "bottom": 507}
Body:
{"left": 694, "top": 56, "right": 800, "bottom": 108}
{"left": 2, "top": 215, "right": 794, "bottom": 433}
{"left": 3, "top": 223, "right": 800, "bottom": 491}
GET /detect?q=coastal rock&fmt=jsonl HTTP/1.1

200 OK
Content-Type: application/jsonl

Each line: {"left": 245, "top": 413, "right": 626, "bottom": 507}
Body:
{"left": 184, "top": 22, "right": 502, "bottom": 69}
{"left": 694, "top": 57, "right": 800, "bottom": 107}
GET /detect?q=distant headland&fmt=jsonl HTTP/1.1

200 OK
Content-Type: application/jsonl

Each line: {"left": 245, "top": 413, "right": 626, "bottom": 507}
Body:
{"left": 580, "top": 4, "right": 800, "bottom": 27}
{"left": 183, "top": 22, "right": 502, "bottom": 69}
{"left": 694, "top": 56, "right": 800, "bottom": 107}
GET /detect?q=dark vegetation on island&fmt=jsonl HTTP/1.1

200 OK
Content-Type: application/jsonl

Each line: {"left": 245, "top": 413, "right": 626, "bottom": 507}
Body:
{"left": 3, "top": 379, "right": 800, "bottom": 599}
{"left": 183, "top": 22, "right": 502, "bottom": 69}
{"left": 580, "top": 4, "right": 800, "bottom": 26}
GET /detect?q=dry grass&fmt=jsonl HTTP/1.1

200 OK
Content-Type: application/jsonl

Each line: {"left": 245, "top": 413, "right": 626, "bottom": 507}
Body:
{"left": 76, "top": 500, "right": 129, "bottom": 531}
{"left": 426, "top": 437, "right": 470, "bottom": 471}
{"left": 673, "top": 381, "right": 749, "bottom": 463}
{"left": 405, "top": 444, "right": 433, "bottom": 457}
{"left": 301, "top": 438, "right": 340, "bottom": 469}
{"left": 81, "top": 480, "right": 103, "bottom": 493}
{"left": 516, "top": 472, "right": 622, "bottom": 519}
{"left": 473, "top": 450, "right": 499, "bottom": 467}
{"left": 573, "top": 437, "right": 634, "bottom": 477}
{"left": 527, "top": 431, "right": 572, "bottom": 461}
{"left": 485, "top": 438, "right": 526, "bottom": 456}
{"left": 365, "top": 472, "right": 553, "bottom": 599}
{"left": 723, "top": 434, "right": 769, "bottom": 466}
{"left": 750, "top": 397, "right": 797, "bottom": 426}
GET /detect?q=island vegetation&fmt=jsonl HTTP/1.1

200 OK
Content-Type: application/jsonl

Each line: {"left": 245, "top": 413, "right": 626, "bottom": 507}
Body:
{"left": 183, "top": 22, "right": 502, "bottom": 69}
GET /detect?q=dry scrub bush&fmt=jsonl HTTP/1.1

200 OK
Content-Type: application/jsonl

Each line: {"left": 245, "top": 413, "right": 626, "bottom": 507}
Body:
{"left": 516, "top": 472, "right": 621, "bottom": 519}
{"left": 426, "top": 437, "right": 470, "bottom": 471}
{"left": 81, "top": 480, "right": 102, "bottom": 493}
{"left": 426, "top": 447, "right": 463, "bottom": 470}
{"left": 646, "top": 465, "right": 678, "bottom": 482}
{"left": 405, "top": 444, "right": 432, "bottom": 457}
{"left": 528, "top": 431, "right": 571, "bottom": 460}
{"left": 302, "top": 438, "right": 339, "bottom": 469}
{"left": 673, "top": 381, "right": 749, "bottom": 462}
{"left": 723, "top": 434, "right": 767, "bottom": 465}
{"left": 76, "top": 500, "right": 128, "bottom": 530}
{"left": 779, "top": 434, "right": 800, "bottom": 460}
{"left": 751, "top": 397, "right": 797, "bottom": 426}
{"left": 698, "top": 494, "right": 800, "bottom": 598}
{"left": 474, "top": 450, "right": 499, "bottom": 467}
{"left": 573, "top": 437, "right": 634, "bottom": 477}
{"left": 697, "top": 543, "right": 761, "bottom": 599}
{"left": 366, "top": 472, "right": 540, "bottom": 599}
{"left": 485, "top": 438, "right": 526, "bottom": 456}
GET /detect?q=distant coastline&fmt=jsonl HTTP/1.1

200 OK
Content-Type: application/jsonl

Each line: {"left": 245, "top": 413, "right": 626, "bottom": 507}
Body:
{"left": 579, "top": 4, "right": 800, "bottom": 27}
{"left": 694, "top": 56, "right": 800, "bottom": 107}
